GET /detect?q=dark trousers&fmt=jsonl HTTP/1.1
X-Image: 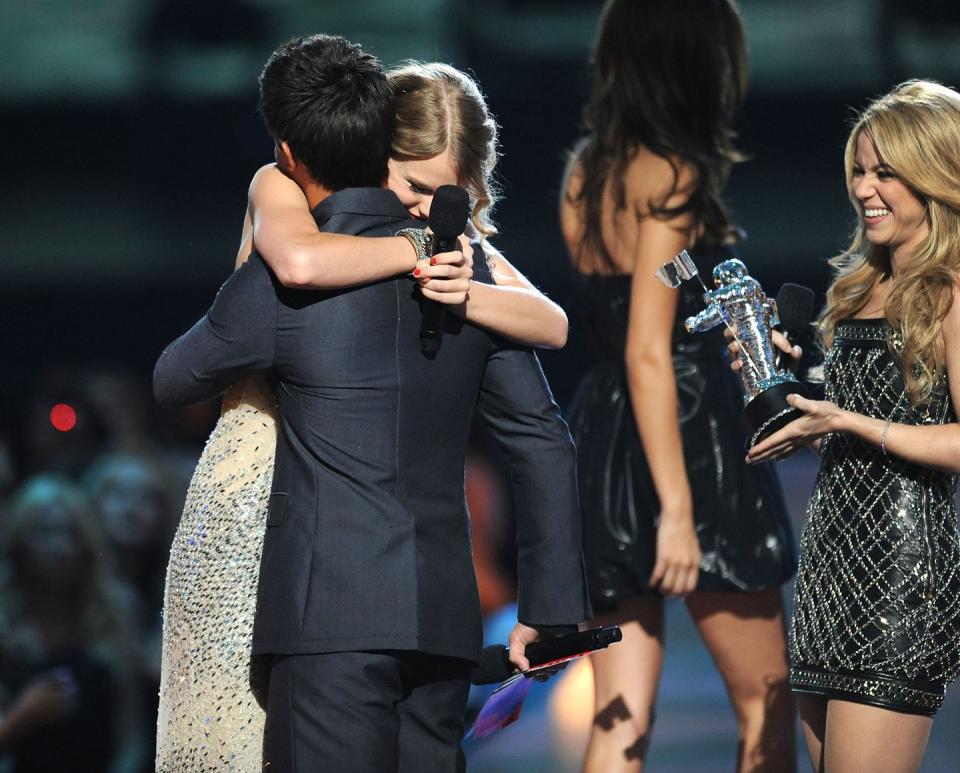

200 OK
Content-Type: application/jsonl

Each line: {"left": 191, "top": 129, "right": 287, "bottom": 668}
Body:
{"left": 264, "top": 650, "right": 472, "bottom": 772}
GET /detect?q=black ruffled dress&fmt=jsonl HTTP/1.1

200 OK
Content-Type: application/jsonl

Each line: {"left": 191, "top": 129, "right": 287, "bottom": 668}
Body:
{"left": 567, "top": 246, "right": 797, "bottom": 612}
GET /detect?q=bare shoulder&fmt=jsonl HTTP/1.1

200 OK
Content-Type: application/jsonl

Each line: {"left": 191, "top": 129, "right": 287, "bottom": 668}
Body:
{"left": 559, "top": 152, "right": 586, "bottom": 249}
{"left": 559, "top": 152, "right": 585, "bottom": 213}
{"left": 623, "top": 148, "right": 697, "bottom": 213}
{"left": 248, "top": 163, "right": 304, "bottom": 204}
{"left": 248, "top": 162, "right": 279, "bottom": 192}
{"left": 478, "top": 238, "right": 524, "bottom": 284}
{"left": 561, "top": 151, "right": 585, "bottom": 199}
{"left": 479, "top": 238, "right": 502, "bottom": 264}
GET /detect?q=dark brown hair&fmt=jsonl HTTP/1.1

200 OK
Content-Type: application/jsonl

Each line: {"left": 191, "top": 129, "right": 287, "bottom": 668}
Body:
{"left": 569, "top": 0, "right": 748, "bottom": 269}
{"left": 258, "top": 34, "right": 394, "bottom": 190}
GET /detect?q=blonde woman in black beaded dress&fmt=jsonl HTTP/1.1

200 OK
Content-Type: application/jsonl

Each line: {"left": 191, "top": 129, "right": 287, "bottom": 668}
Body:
{"left": 155, "top": 45, "right": 568, "bottom": 771}
{"left": 745, "top": 80, "right": 960, "bottom": 772}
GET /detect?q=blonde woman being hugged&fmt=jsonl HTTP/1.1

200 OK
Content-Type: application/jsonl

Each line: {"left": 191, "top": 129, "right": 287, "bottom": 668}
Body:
{"left": 156, "top": 51, "right": 567, "bottom": 771}
{"left": 746, "top": 80, "right": 960, "bottom": 772}
{"left": 561, "top": 2, "right": 797, "bottom": 771}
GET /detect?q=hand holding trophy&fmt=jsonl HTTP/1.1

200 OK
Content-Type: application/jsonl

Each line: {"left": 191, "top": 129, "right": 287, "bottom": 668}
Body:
{"left": 656, "top": 251, "right": 814, "bottom": 447}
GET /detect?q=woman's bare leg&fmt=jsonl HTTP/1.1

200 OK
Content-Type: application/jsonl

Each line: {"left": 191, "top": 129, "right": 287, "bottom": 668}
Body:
{"left": 583, "top": 597, "right": 665, "bottom": 773}
{"left": 796, "top": 694, "right": 826, "bottom": 772}
{"left": 686, "top": 589, "right": 796, "bottom": 772}
{"left": 823, "top": 699, "right": 932, "bottom": 773}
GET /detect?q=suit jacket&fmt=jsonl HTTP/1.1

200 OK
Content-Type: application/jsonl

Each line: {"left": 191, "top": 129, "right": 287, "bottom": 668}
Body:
{"left": 154, "top": 187, "right": 591, "bottom": 662}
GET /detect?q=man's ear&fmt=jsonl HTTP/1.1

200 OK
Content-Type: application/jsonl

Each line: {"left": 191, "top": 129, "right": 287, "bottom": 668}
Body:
{"left": 275, "top": 141, "right": 297, "bottom": 173}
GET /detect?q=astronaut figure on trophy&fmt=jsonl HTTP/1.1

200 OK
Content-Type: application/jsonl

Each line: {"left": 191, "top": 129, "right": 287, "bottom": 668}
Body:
{"left": 656, "top": 250, "right": 812, "bottom": 446}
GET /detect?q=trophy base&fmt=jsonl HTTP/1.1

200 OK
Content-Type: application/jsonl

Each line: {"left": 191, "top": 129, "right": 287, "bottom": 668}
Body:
{"left": 742, "top": 380, "right": 812, "bottom": 448}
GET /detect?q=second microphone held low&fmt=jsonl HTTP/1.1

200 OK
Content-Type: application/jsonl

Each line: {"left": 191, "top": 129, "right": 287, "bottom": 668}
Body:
{"left": 470, "top": 625, "right": 623, "bottom": 685}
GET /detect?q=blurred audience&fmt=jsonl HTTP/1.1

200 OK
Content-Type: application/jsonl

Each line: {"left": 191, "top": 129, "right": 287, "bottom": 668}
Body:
{"left": 85, "top": 453, "right": 177, "bottom": 768}
{"left": 0, "top": 369, "right": 522, "bottom": 770}
{"left": 17, "top": 371, "right": 109, "bottom": 482}
{"left": 0, "top": 476, "right": 144, "bottom": 772}
{"left": 0, "top": 364, "right": 200, "bottom": 771}
{"left": 84, "top": 453, "right": 174, "bottom": 616}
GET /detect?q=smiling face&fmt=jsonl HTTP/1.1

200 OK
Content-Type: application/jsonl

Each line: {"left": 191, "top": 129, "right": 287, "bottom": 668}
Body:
{"left": 387, "top": 148, "right": 459, "bottom": 221}
{"left": 851, "top": 131, "right": 929, "bottom": 261}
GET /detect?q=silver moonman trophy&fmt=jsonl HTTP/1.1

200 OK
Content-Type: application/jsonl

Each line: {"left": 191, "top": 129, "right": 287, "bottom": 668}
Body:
{"left": 656, "top": 251, "right": 811, "bottom": 447}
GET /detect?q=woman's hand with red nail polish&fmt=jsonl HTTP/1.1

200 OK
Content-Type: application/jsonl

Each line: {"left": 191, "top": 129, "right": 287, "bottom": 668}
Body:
{"left": 416, "top": 242, "right": 473, "bottom": 305}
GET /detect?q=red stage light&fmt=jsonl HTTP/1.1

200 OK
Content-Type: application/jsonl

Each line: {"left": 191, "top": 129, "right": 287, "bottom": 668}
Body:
{"left": 50, "top": 403, "right": 77, "bottom": 432}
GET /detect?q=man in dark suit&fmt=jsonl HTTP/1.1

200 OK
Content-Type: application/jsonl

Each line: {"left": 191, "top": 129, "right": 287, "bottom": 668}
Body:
{"left": 154, "top": 34, "right": 590, "bottom": 771}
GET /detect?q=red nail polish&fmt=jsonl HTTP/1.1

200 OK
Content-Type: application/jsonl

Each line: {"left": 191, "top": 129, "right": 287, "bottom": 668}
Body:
{"left": 413, "top": 268, "right": 421, "bottom": 277}
{"left": 430, "top": 257, "right": 437, "bottom": 266}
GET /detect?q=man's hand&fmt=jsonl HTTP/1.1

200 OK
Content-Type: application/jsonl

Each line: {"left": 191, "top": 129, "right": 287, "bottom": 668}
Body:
{"left": 506, "top": 621, "right": 541, "bottom": 672}
{"left": 414, "top": 234, "right": 473, "bottom": 305}
{"left": 505, "top": 622, "right": 571, "bottom": 683}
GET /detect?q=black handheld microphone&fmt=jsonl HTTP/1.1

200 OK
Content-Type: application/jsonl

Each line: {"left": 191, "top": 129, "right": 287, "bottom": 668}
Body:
{"left": 469, "top": 625, "right": 623, "bottom": 685}
{"left": 420, "top": 185, "right": 470, "bottom": 356}
{"left": 774, "top": 283, "right": 815, "bottom": 368}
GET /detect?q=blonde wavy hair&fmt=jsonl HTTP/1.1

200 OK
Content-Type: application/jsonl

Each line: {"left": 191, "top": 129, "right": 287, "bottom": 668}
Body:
{"left": 818, "top": 80, "right": 960, "bottom": 404}
{"left": 388, "top": 62, "right": 500, "bottom": 238}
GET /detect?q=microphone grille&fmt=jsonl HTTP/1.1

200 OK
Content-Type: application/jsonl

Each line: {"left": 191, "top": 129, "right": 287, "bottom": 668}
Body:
{"left": 428, "top": 185, "right": 470, "bottom": 240}
{"left": 776, "top": 283, "right": 816, "bottom": 335}
{"left": 469, "top": 646, "right": 512, "bottom": 685}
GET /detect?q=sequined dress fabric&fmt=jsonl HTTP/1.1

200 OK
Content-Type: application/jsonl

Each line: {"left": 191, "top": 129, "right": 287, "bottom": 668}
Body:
{"left": 790, "top": 318, "right": 960, "bottom": 715}
{"left": 156, "top": 374, "right": 277, "bottom": 770}
{"left": 567, "top": 247, "right": 796, "bottom": 612}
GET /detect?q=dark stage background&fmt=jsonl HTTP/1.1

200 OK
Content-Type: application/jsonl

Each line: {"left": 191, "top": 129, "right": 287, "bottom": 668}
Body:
{"left": 2, "top": 1, "right": 960, "bottom": 770}
{"left": 9, "top": 0, "right": 960, "bottom": 407}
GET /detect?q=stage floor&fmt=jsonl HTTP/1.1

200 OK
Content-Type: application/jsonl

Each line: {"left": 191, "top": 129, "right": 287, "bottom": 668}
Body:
{"left": 464, "top": 453, "right": 960, "bottom": 772}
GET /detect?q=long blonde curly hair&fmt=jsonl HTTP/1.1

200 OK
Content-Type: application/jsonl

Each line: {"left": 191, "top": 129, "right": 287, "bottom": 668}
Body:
{"left": 818, "top": 80, "right": 960, "bottom": 404}
{"left": 388, "top": 62, "right": 500, "bottom": 239}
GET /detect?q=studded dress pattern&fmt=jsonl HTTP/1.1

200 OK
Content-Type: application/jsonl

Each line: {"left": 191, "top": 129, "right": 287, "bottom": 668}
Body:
{"left": 156, "top": 375, "right": 277, "bottom": 770}
{"left": 790, "top": 318, "right": 960, "bottom": 715}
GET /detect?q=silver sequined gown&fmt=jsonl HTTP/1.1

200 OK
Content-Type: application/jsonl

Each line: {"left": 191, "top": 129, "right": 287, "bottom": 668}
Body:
{"left": 790, "top": 318, "right": 960, "bottom": 715}
{"left": 156, "top": 375, "right": 277, "bottom": 770}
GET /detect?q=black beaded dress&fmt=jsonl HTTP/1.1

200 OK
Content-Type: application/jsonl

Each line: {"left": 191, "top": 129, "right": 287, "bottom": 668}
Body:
{"left": 567, "top": 246, "right": 797, "bottom": 612}
{"left": 790, "top": 318, "right": 960, "bottom": 715}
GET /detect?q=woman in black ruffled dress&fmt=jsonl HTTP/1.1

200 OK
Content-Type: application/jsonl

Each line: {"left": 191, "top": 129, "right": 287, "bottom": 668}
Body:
{"left": 560, "top": 1, "right": 797, "bottom": 770}
{"left": 746, "top": 81, "right": 960, "bottom": 772}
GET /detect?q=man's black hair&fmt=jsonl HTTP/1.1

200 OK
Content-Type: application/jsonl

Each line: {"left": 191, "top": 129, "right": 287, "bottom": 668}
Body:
{"left": 258, "top": 34, "right": 393, "bottom": 190}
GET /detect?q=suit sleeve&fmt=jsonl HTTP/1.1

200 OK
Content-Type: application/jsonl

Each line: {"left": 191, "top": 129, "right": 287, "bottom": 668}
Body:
{"left": 476, "top": 345, "right": 593, "bottom": 627}
{"left": 153, "top": 256, "right": 278, "bottom": 407}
